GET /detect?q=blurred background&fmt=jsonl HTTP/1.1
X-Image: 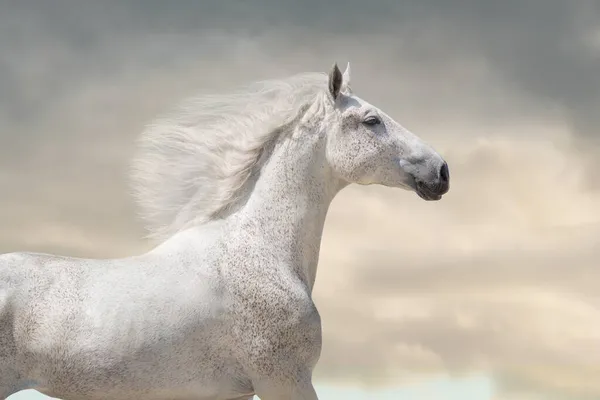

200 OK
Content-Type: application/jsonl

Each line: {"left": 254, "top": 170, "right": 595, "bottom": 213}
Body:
{"left": 2, "top": 1, "right": 599, "bottom": 399}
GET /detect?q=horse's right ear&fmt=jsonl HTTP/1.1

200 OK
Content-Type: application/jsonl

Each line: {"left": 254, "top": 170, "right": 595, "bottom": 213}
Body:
{"left": 328, "top": 63, "right": 343, "bottom": 101}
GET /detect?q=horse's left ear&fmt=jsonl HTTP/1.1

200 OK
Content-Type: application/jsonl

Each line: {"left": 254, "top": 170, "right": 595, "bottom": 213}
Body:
{"left": 342, "top": 62, "right": 351, "bottom": 88}
{"left": 328, "top": 63, "right": 343, "bottom": 100}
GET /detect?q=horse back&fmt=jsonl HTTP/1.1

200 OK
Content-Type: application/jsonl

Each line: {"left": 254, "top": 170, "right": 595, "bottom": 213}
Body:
{"left": 0, "top": 252, "right": 88, "bottom": 364}
{"left": 0, "top": 251, "right": 86, "bottom": 307}
{"left": 0, "top": 251, "right": 71, "bottom": 393}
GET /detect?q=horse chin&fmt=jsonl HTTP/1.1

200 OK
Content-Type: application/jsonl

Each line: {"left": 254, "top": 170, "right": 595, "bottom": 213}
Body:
{"left": 415, "top": 181, "right": 444, "bottom": 201}
{"left": 416, "top": 189, "right": 443, "bottom": 201}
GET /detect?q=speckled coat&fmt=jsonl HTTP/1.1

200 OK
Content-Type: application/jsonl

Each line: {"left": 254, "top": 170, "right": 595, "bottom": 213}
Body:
{"left": 0, "top": 63, "right": 449, "bottom": 400}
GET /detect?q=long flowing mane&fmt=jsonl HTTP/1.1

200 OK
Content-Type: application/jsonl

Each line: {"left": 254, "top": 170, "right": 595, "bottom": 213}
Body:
{"left": 130, "top": 71, "right": 329, "bottom": 241}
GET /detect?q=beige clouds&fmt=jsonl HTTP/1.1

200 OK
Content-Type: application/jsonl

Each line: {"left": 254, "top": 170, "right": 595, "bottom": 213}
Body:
{"left": 314, "top": 125, "right": 600, "bottom": 399}
{"left": 1, "top": 2, "right": 600, "bottom": 399}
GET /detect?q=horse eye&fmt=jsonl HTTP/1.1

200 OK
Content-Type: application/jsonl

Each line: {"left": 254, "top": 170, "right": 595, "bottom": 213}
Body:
{"left": 363, "top": 116, "right": 381, "bottom": 126}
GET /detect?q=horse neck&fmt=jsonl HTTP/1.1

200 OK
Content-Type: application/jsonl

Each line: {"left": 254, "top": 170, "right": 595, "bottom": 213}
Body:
{"left": 235, "top": 123, "right": 344, "bottom": 292}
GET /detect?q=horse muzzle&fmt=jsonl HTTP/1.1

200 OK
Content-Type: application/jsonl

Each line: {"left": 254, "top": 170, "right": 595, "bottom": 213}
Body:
{"left": 415, "top": 161, "right": 449, "bottom": 201}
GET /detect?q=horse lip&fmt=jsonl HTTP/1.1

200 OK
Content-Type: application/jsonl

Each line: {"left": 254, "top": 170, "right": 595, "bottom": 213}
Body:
{"left": 415, "top": 181, "right": 443, "bottom": 201}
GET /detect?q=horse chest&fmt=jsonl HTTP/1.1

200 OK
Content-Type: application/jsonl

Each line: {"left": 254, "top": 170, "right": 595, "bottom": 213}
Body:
{"left": 224, "top": 276, "right": 322, "bottom": 376}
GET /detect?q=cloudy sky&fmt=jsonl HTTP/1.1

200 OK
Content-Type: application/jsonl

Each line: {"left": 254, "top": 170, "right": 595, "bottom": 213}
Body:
{"left": 2, "top": 1, "right": 600, "bottom": 399}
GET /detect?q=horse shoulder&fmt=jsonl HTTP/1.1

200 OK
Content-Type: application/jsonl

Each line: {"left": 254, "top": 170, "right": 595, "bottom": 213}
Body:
{"left": 230, "top": 277, "right": 322, "bottom": 378}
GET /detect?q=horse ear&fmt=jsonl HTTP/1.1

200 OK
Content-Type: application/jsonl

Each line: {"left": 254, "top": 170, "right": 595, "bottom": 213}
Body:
{"left": 328, "top": 63, "right": 343, "bottom": 100}
{"left": 342, "top": 62, "right": 351, "bottom": 87}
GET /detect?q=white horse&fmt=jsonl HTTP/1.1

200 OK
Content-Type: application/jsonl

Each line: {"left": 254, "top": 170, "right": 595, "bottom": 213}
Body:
{"left": 0, "top": 63, "right": 449, "bottom": 400}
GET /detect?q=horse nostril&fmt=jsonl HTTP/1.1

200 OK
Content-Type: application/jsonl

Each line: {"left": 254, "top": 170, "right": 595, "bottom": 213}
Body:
{"left": 439, "top": 162, "right": 449, "bottom": 183}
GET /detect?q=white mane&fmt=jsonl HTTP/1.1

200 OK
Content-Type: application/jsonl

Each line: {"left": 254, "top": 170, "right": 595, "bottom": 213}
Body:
{"left": 130, "top": 71, "right": 329, "bottom": 240}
